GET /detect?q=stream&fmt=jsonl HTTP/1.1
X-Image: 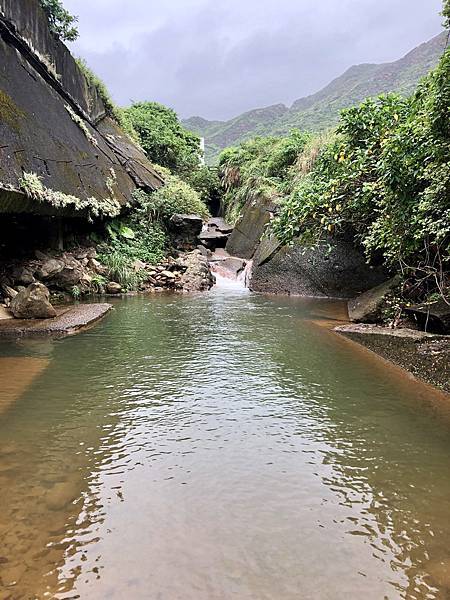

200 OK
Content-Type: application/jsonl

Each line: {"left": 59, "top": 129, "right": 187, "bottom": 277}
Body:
{"left": 0, "top": 280, "right": 450, "bottom": 599}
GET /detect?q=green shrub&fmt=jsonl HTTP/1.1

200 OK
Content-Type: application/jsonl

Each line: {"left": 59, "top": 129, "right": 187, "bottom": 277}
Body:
{"left": 270, "top": 49, "right": 450, "bottom": 298}
{"left": 39, "top": 0, "right": 78, "bottom": 41}
{"left": 98, "top": 252, "right": 141, "bottom": 291}
{"left": 123, "top": 102, "right": 202, "bottom": 176}
{"left": 186, "top": 166, "right": 222, "bottom": 209}
{"left": 218, "top": 130, "right": 310, "bottom": 223}
{"left": 139, "top": 171, "right": 210, "bottom": 221}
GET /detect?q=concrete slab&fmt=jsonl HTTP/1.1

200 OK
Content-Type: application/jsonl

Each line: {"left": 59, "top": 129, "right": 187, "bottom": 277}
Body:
{"left": 335, "top": 323, "right": 450, "bottom": 394}
{"left": 0, "top": 303, "right": 112, "bottom": 338}
{"left": 0, "top": 306, "right": 14, "bottom": 320}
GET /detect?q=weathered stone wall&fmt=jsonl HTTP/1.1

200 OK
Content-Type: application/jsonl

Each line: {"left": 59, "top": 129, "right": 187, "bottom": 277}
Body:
{"left": 226, "top": 195, "right": 275, "bottom": 259}
{"left": 250, "top": 236, "right": 388, "bottom": 298}
{"left": 225, "top": 190, "right": 387, "bottom": 297}
{"left": 0, "top": 0, "right": 162, "bottom": 218}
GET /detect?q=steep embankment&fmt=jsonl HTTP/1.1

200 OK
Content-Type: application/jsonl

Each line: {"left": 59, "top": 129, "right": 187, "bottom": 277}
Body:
{"left": 184, "top": 32, "right": 447, "bottom": 163}
{"left": 0, "top": 0, "right": 162, "bottom": 218}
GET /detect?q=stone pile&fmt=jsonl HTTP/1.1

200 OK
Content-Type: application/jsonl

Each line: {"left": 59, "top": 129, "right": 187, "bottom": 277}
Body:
{"left": 0, "top": 246, "right": 105, "bottom": 306}
{"left": 143, "top": 250, "right": 215, "bottom": 293}
{"left": 0, "top": 245, "right": 216, "bottom": 317}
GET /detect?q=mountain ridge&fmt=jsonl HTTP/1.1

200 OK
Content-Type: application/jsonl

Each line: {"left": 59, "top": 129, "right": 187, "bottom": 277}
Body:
{"left": 183, "top": 31, "right": 448, "bottom": 163}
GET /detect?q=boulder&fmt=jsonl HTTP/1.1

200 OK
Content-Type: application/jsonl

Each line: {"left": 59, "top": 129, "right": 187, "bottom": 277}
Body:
{"left": 161, "top": 270, "right": 176, "bottom": 280}
{"left": 169, "top": 214, "right": 203, "bottom": 249}
{"left": 198, "top": 230, "right": 230, "bottom": 250}
{"left": 1, "top": 284, "right": 18, "bottom": 300}
{"left": 51, "top": 255, "right": 84, "bottom": 288}
{"left": 226, "top": 194, "right": 275, "bottom": 259}
{"left": 37, "top": 258, "right": 64, "bottom": 280}
{"left": 179, "top": 250, "right": 216, "bottom": 292}
{"left": 210, "top": 248, "right": 230, "bottom": 261}
{"left": 106, "top": 282, "right": 122, "bottom": 294}
{"left": 53, "top": 266, "right": 84, "bottom": 288}
{"left": 88, "top": 258, "right": 107, "bottom": 275}
{"left": 335, "top": 323, "right": 450, "bottom": 394}
{"left": 348, "top": 276, "right": 400, "bottom": 323}
{"left": 133, "top": 260, "right": 147, "bottom": 272}
{"left": 207, "top": 217, "right": 233, "bottom": 234}
{"left": 404, "top": 298, "right": 450, "bottom": 334}
{"left": 250, "top": 238, "right": 388, "bottom": 298}
{"left": 11, "top": 267, "right": 35, "bottom": 286}
{"left": 214, "top": 257, "right": 246, "bottom": 280}
{"left": 10, "top": 283, "right": 57, "bottom": 319}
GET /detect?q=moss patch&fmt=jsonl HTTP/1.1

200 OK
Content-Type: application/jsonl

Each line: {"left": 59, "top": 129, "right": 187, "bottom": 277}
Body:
{"left": 0, "top": 91, "right": 26, "bottom": 133}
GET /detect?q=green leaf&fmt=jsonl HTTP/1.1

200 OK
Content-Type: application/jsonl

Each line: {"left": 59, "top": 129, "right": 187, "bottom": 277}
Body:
{"left": 119, "top": 225, "right": 136, "bottom": 240}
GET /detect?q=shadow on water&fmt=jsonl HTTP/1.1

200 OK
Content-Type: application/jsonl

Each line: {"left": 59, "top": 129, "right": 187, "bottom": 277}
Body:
{"left": 0, "top": 289, "right": 449, "bottom": 599}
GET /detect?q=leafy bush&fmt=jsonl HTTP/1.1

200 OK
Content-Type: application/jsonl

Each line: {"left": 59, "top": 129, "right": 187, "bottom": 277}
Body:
{"left": 39, "top": 0, "right": 78, "bottom": 41}
{"left": 138, "top": 170, "right": 210, "bottom": 221}
{"left": 123, "top": 102, "right": 202, "bottom": 176}
{"left": 98, "top": 251, "right": 141, "bottom": 290}
{"left": 270, "top": 49, "right": 450, "bottom": 297}
{"left": 443, "top": 0, "right": 450, "bottom": 27}
{"left": 185, "top": 166, "right": 222, "bottom": 212}
{"left": 99, "top": 205, "right": 168, "bottom": 268}
{"left": 218, "top": 130, "right": 310, "bottom": 223}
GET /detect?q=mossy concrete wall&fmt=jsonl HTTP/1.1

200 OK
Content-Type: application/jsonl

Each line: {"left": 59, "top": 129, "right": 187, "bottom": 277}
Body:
{"left": 0, "top": 0, "right": 162, "bottom": 217}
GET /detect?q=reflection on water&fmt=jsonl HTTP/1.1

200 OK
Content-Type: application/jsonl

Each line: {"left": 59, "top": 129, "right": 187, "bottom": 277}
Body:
{"left": 0, "top": 288, "right": 450, "bottom": 599}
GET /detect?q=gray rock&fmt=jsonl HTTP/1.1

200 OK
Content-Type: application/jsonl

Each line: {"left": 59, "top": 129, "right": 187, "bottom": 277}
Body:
{"left": 226, "top": 194, "right": 275, "bottom": 259}
{"left": 10, "top": 283, "right": 57, "bottom": 319}
{"left": 170, "top": 214, "right": 203, "bottom": 249}
{"left": 207, "top": 217, "right": 233, "bottom": 234}
{"left": 106, "top": 282, "right": 122, "bottom": 294}
{"left": 179, "top": 251, "right": 215, "bottom": 292}
{"left": 1, "top": 284, "right": 18, "bottom": 300}
{"left": 88, "top": 258, "right": 107, "bottom": 275}
{"left": 133, "top": 259, "right": 147, "bottom": 272}
{"left": 54, "top": 267, "right": 84, "bottom": 288}
{"left": 37, "top": 258, "right": 64, "bottom": 280}
{"left": 51, "top": 255, "right": 84, "bottom": 289}
{"left": 210, "top": 248, "right": 230, "bottom": 261}
{"left": 250, "top": 238, "right": 389, "bottom": 298}
{"left": 404, "top": 299, "right": 450, "bottom": 334}
{"left": 198, "top": 230, "right": 230, "bottom": 250}
{"left": 0, "top": 3, "right": 162, "bottom": 219}
{"left": 335, "top": 323, "right": 450, "bottom": 394}
{"left": 348, "top": 276, "right": 400, "bottom": 323}
{"left": 12, "top": 267, "right": 35, "bottom": 286}
{"left": 214, "top": 257, "right": 246, "bottom": 279}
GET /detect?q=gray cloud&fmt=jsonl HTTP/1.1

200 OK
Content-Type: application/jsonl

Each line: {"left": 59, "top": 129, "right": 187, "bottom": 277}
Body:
{"left": 64, "top": 0, "right": 444, "bottom": 120}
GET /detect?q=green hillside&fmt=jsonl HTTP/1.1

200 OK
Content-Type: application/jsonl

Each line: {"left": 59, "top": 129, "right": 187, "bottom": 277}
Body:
{"left": 183, "top": 32, "right": 448, "bottom": 164}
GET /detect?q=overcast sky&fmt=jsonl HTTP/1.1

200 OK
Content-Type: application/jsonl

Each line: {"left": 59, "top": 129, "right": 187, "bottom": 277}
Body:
{"left": 64, "top": 0, "right": 444, "bottom": 121}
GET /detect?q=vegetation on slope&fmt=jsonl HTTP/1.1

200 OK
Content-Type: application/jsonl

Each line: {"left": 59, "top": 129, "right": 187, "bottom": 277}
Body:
{"left": 186, "top": 32, "right": 448, "bottom": 164}
{"left": 219, "top": 130, "right": 310, "bottom": 223}
{"left": 123, "top": 102, "right": 202, "bottom": 177}
{"left": 220, "top": 39, "right": 450, "bottom": 304}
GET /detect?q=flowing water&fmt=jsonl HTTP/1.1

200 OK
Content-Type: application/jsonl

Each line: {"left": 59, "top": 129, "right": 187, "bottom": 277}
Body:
{"left": 1, "top": 282, "right": 450, "bottom": 600}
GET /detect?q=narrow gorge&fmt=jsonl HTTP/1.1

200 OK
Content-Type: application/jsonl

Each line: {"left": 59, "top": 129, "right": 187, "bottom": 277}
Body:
{"left": 0, "top": 1, "right": 449, "bottom": 599}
